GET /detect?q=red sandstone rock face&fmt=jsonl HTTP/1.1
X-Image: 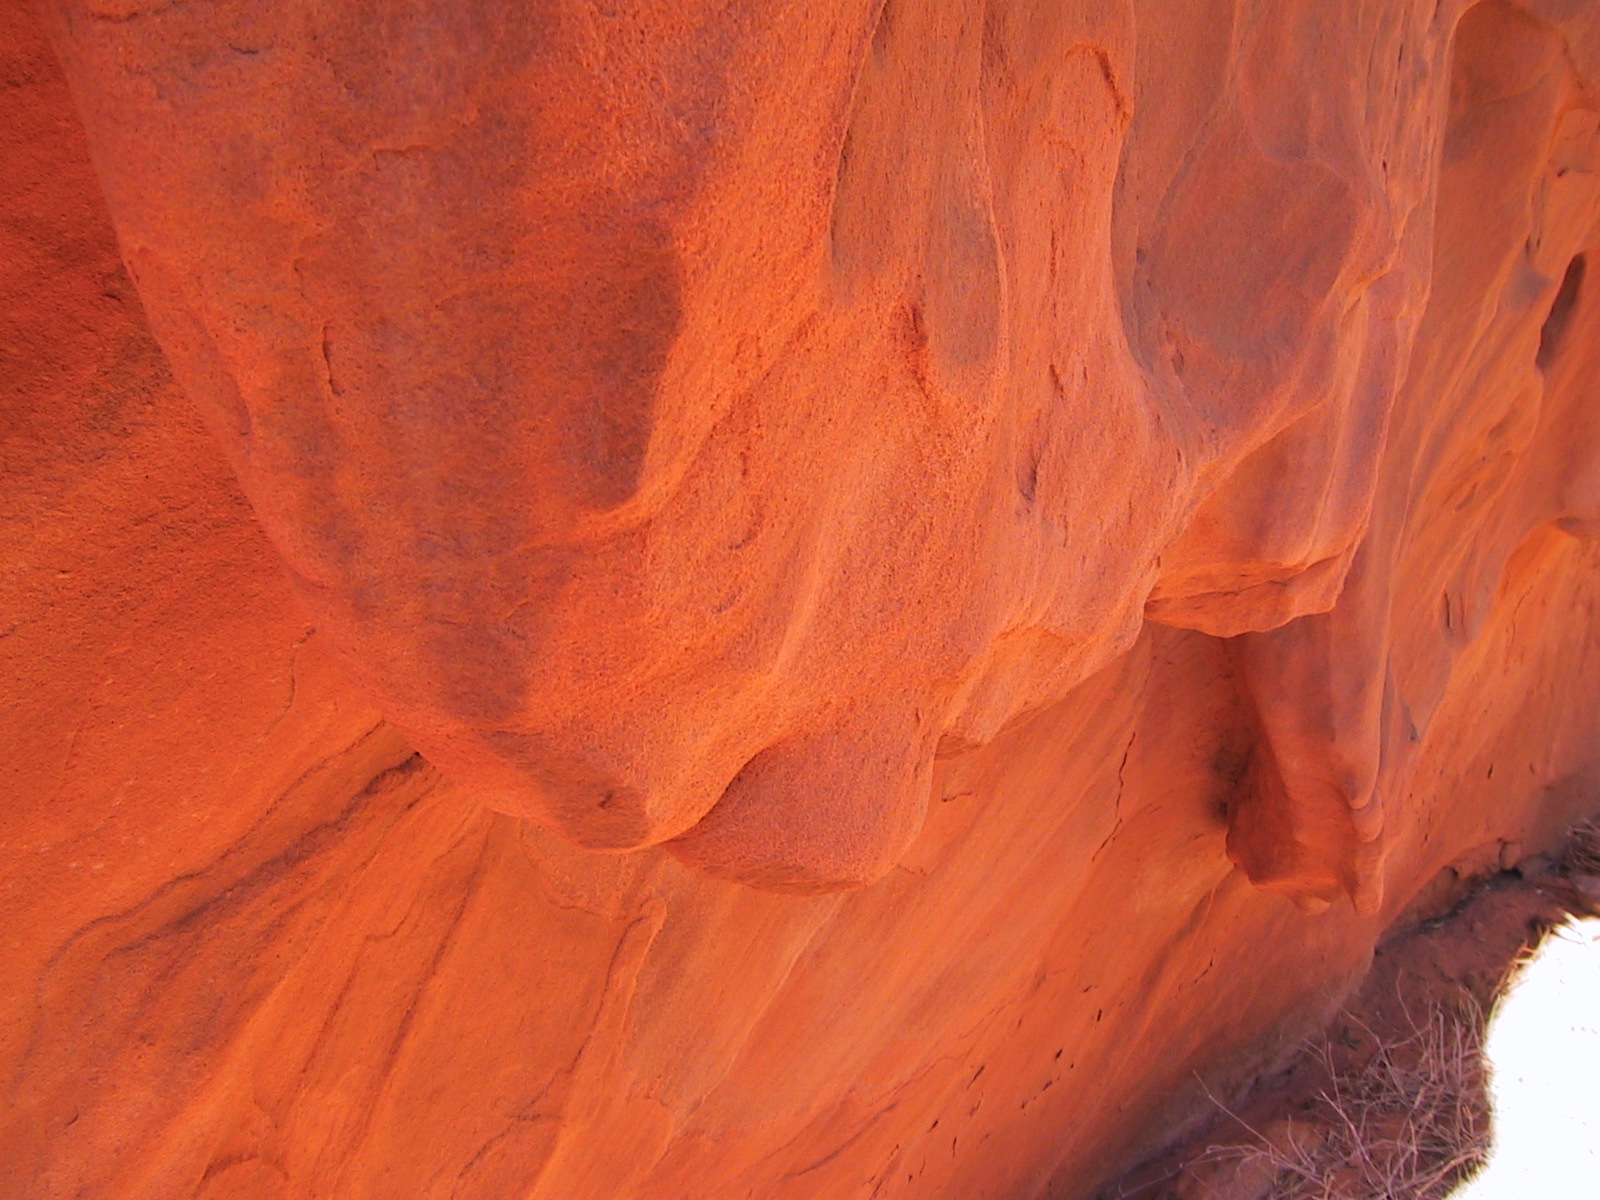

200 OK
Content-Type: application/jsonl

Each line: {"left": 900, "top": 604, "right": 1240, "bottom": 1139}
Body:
{"left": 5, "top": 0, "right": 1600, "bottom": 1197}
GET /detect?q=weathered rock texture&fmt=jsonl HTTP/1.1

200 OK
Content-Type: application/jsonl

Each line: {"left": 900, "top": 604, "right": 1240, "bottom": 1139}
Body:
{"left": 5, "top": 0, "right": 1600, "bottom": 1196}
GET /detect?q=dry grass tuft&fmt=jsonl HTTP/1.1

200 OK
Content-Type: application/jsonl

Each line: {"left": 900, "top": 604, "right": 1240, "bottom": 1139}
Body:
{"left": 1195, "top": 991, "right": 1490, "bottom": 1200}
{"left": 1563, "top": 818, "right": 1600, "bottom": 877}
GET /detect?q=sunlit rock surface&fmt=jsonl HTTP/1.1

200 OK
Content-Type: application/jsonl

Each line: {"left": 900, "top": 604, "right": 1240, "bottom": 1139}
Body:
{"left": 5, "top": 1, "right": 1600, "bottom": 1196}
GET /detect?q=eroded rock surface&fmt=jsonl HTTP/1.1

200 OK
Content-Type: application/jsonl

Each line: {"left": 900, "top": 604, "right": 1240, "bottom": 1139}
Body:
{"left": 5, "top": 0, "right": 1600, "bottom": 1196}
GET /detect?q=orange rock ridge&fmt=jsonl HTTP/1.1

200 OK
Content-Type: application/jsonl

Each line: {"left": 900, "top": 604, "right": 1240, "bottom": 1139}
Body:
{"left": 5, "top": 0, "right": 1600, "bottom": 1196}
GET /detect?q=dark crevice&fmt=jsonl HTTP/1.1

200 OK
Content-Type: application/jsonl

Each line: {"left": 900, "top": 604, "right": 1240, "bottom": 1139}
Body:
{"left": 1536, "top": 252, "right": 1585, "bottom": 372}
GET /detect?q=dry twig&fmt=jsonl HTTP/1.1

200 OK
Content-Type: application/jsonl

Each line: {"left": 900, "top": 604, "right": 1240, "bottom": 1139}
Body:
{"left": 1563, "top": 818, "right": 1600, "bottom": 877}
{"left": 1192, "top": 990, "right": 1490, "bottom": 1199}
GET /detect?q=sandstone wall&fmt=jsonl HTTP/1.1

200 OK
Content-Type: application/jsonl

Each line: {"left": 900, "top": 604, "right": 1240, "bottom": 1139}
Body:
{"left": 5, "top": 1, "right": 1600, "bottom": 1197}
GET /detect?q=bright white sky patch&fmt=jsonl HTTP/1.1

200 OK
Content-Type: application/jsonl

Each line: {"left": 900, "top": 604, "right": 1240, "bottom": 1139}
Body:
{"left": 1451, "top": 915, "right": 1600, "bottom": 1198}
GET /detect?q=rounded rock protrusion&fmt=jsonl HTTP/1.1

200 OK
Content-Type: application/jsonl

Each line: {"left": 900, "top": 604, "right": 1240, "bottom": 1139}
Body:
{"left": 667, "top": 702, "right": 936, "bottom": 894}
